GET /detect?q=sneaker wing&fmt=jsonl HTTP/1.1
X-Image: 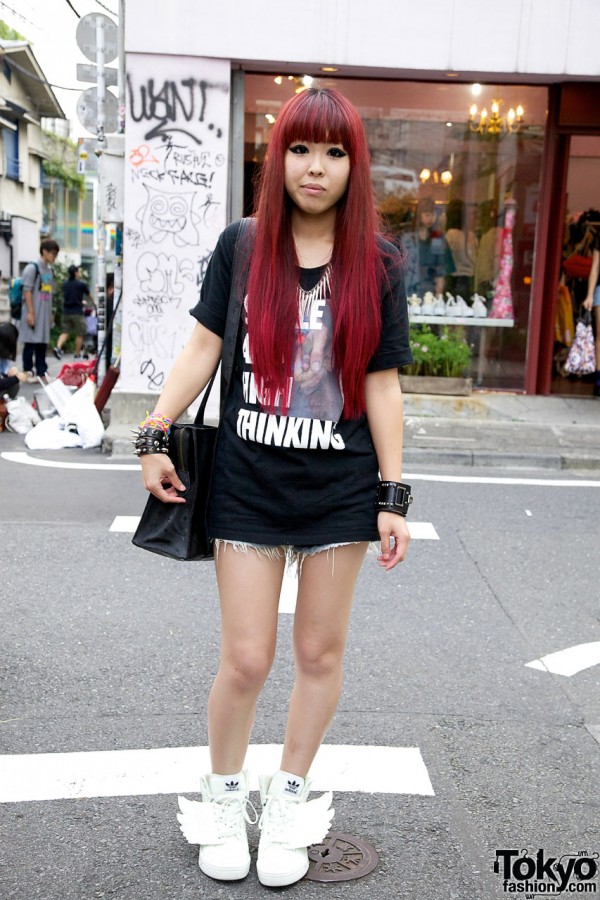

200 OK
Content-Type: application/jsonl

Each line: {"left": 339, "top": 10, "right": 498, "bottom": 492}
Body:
{"left": 282, "top": 792, "right": 335, "bottom": 850}
{"left": 177, "top": 795, "right": 220, "bottom": 845}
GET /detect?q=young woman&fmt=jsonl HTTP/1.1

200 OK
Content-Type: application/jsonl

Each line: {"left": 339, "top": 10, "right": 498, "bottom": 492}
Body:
{"left": 0, "top": 323, "right": 28, "bottom": 399}
{"left": 137, "top": 87, "right": 413, "bottom": 887}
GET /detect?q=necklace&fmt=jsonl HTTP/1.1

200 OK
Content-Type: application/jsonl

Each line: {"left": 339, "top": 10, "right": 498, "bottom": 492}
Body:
{"left": 298, "top": 265, "right": 331, "bottom": 328}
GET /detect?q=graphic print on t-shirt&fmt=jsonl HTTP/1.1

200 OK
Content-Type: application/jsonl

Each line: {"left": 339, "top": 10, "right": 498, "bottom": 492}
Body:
{"left": 236, "top": 268, "right": 346, "bottom": 451}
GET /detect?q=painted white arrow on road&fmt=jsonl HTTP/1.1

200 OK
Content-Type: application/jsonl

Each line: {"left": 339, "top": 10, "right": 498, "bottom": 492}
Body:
{"left": 0, "top": 744, "right": 435, "bottom": 803}
{"left": 526, "top": 642, "right": 600, "bottom": 677}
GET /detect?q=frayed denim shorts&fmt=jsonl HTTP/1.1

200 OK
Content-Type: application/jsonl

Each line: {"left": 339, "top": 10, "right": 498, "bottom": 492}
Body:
{"left": 593, "top": 285, "right": 600, "bottom": 308}
{"left": 213, "top": 539, "right": 371, "bottom": 572}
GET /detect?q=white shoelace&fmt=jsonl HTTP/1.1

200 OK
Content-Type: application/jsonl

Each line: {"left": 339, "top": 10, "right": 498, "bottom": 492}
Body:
{"left": 212, "top": 794, "right": 258, "bottom": 839}
{"left": 259, "top": 796, "right": 294, "bottom": 842}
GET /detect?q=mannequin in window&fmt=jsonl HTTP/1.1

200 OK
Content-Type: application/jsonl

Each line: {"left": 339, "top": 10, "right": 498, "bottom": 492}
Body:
{"left": 444, "top": 198, "right": 478, "bottom": 298}
{"left": 475, "top": 201, "right": 502, "bottom": 298}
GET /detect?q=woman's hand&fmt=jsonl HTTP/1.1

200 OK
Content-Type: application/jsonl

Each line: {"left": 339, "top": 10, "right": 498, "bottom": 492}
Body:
{"left": 377, "top": 511, "right": 410, "bottom": 571}
{"left": 583, "top": 296, "right": 594, "bottom": 311}
{"left": 140, "top": 453, "right": 187, "bottom": 504}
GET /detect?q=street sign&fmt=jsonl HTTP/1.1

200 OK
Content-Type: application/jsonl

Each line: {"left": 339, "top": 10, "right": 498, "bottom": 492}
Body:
{"left": 76, "top": 87, "right": 119, "bottom": 135}
{"left": 77, "top": 63, "right": 118, "bottom": 87}
{"left": 75, "top": 13, "right": 118, "bottom": 64}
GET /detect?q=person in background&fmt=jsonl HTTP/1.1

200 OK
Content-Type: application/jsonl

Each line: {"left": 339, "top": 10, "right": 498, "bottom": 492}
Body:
{"left": 54, "top": 265, "right": 93, "bottom": 360}
{"left": 582, "top": 232, "right": 600, "bottom": 397}
{"left": 0, "top": 323, "right": 28, "bottom": 399}
{"left": 19, "top": 239, "right": 59, "bottom": 379}
{"left": 402, "top": 195, "right": 445, "bottom": 297}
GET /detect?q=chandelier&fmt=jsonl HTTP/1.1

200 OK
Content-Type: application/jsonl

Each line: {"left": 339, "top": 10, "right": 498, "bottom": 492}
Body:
{"left": 469, "top": 99, "right": 524, "bottom": 135}
{"left": 273, "top": 74, "right": 314, "bottom": 94}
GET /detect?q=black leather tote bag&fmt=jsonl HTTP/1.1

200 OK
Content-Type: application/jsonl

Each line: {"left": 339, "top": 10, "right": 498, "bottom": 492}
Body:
{"left": 131, "top": 377, "right": 218, "bottom": 560}
{"left": 132, "top": 218, "right": 253, "bottom": 561}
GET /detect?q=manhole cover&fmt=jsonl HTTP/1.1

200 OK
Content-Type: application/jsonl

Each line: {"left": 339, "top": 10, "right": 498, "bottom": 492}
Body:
{"left": 306, "top": 831, "right": 379, "bottom": 882}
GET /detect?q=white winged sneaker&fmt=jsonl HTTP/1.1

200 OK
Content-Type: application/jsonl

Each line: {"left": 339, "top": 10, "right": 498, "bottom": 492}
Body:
{"left": 177, "top": 771, "right": 257, "bottom": 881}
{"left": 257, "top": 772, "right": 335, "bottom": 887}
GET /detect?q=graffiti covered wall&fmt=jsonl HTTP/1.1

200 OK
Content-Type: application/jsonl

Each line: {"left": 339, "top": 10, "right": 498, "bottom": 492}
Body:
{"left": 121, "top": 54, "right": 230, "bottom": 393}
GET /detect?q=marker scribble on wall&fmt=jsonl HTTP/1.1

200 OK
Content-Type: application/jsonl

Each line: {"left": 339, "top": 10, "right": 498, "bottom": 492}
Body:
{"left": 122, "top": 55, "right": 230, "bottom": 392}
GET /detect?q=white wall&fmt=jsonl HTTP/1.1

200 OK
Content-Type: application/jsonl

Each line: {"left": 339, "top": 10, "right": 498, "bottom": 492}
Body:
{"left": 120, "top": 55, "right": 230, "bottom": 394}
{"left": 126, "top": 0, "right": 600, "bottom": 79}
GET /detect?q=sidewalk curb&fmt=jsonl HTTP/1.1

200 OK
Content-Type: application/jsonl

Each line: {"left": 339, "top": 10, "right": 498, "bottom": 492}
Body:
{"left": 403, "top": 448, "right": 600, "bottom": 471}
{"left": 106, "top": 436, "right": 600, "bottom": 471}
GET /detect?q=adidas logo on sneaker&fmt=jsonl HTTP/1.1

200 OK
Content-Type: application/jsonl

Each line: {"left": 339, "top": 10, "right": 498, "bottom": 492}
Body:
{"left": 225, "top": 779, "right": 240, "bottom": 791}
{"left": 284, "top": 779, "right": 300, "bottom": 796}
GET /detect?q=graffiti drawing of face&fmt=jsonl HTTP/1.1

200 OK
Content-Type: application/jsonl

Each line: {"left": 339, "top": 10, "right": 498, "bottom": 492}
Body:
{"left": 137, "top": 184, "right": 200, "bottom": 246}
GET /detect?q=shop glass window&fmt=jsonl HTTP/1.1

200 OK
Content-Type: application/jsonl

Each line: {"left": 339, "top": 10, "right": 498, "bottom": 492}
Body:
{"left": 5, "top": 123, "right": 19, "bottom": 180}
{"left": 244, "top": 76, "right": 547, "bottom": 391}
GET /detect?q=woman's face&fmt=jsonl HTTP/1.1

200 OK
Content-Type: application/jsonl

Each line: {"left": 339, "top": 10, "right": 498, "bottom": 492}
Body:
{"left": 284, "top": 141, "right": 350, "bottom": 216}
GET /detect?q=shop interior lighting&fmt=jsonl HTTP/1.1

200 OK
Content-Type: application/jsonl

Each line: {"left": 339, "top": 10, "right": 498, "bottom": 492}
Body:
{"left": 419, "top": 167, "right": 453, "bottom": 186}
{"left": 469, "top": 98, "right": 524, "bottom": 134}
{"left": 273, "top": 74, "right": 315, "bottom": 93}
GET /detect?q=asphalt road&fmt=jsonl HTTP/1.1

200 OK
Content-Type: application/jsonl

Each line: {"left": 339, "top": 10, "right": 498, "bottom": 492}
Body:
{"left": 1, "top": 440, "right": 599, "bottom": 900}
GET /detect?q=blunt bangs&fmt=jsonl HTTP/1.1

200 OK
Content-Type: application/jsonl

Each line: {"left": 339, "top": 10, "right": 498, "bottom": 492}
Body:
{"left": 279, "top": 89, "right": 356, "bottom": 154}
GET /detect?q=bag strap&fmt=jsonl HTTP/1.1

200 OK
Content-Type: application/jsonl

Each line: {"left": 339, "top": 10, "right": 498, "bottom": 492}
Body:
{"left": 194, "top": 218, "right": 256, "bottom": 425}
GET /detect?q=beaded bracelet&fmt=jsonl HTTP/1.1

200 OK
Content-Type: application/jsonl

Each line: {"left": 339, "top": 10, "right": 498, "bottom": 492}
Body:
{"left": 139, "top": 411, "right": 173, "bottom": 434}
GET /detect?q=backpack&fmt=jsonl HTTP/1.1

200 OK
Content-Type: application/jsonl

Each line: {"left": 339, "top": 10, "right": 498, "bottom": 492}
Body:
{"left": 8, "top": 263, "right": 40, "bottom": 320}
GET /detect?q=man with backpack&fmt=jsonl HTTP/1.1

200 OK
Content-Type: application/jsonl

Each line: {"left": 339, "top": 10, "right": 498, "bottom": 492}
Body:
{"left": 17, "top": 239, "right": 59, "bottom": 379}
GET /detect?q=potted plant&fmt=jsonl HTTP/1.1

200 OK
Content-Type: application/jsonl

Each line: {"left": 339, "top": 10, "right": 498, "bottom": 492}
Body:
{"left": 401, "top": 325, "right": 473, "bottom": 394}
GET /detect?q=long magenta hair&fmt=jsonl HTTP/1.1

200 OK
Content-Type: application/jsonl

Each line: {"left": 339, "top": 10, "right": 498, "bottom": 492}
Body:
{"left": 246, "top": 87, "right": 385, "bottom": 419}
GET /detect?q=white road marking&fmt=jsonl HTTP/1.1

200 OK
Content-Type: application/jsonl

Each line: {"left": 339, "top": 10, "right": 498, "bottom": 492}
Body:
{"left": 526, "top": 642, "right": 600, "bottom": 677}
{"left": 279, "top": 565, "right": 298, "bottom": 614}
{"left": 405, "top": 472, "right": 600, "bottom": 487}
{"left": 111, "top": 517, "right": 440, "bottom": 541}
{"left": 1, "top": 452, "right": 138, "bottom": 471}
{"left": 3, "top": 452, "right": 598, "bottom": 486}
{"left": 525, "top": 509, "right": 533, "bottom": 516}
{"left": 0, "top": 744, "right": 434, "bottom": 803}
{"left": 110, "top": 516, "right": 141, "bottom": 532}
{"left": 408, "top": 522, "right": 439, "bottom": 540}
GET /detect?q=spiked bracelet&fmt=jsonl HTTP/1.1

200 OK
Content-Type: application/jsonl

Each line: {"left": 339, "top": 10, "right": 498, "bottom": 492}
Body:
{"left": 132, "top": 426, "right": 170, "bottom": 457}
{"left": 375, "top": 480, "right": 413, "bottom": 517}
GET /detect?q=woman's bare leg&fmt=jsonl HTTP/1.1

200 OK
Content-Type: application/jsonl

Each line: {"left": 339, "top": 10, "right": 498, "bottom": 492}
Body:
{"left": 208, "top": 544, "right": 286, "bottom": 774}
{"left": 280, "top": 542, "right": 368, "bottom": 777}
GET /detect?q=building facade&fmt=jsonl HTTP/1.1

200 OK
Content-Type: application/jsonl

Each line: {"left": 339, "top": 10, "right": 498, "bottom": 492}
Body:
{"left": 120, "top": 0, "right": 600, "bottom": 398}
{"left": 0, "top": 41, "right": 64, "bottom": 279}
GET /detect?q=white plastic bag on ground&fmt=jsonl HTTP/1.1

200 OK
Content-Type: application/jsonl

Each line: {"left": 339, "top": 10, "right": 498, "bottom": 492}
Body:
{"left": 25, "top": 417, "right": 82, "bottom": 450}
{"left": 60, "top": 378, "right": 104, "bottom": 449}
{"left": 39, "top": 377, "right": 73, "bottom": 416}
{"left": 6, "top": 396, "right": 41, "bottom": 434}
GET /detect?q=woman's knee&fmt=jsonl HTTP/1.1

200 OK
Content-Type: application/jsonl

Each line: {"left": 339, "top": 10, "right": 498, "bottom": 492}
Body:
{"left": 294, "top": 638, "right": 344, "bottom": 680}
{"left": 220, "top": 644, "right": 275, "bottom": 692}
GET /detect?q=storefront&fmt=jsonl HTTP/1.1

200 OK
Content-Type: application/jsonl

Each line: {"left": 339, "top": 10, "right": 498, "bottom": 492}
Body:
{"left": 242, "top": 74, "right": 547, "bottom": 393}
{"left": 119, "top": 0, "right": 600, "bottom": 402}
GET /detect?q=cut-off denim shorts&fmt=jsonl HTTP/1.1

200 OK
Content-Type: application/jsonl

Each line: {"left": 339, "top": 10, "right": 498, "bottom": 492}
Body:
{"left": 213, "top": 539, "right": 373, "bottom": 573}
{"left": 593, "top": 285, "right": 600, "bottom": 308}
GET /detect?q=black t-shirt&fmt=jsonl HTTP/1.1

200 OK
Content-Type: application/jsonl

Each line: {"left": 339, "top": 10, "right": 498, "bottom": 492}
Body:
{"left": 190, "top": 220, "right": 413, "bottom": 546}
{"left": 62, "top": 279, "right": 90, "bottom": 314}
